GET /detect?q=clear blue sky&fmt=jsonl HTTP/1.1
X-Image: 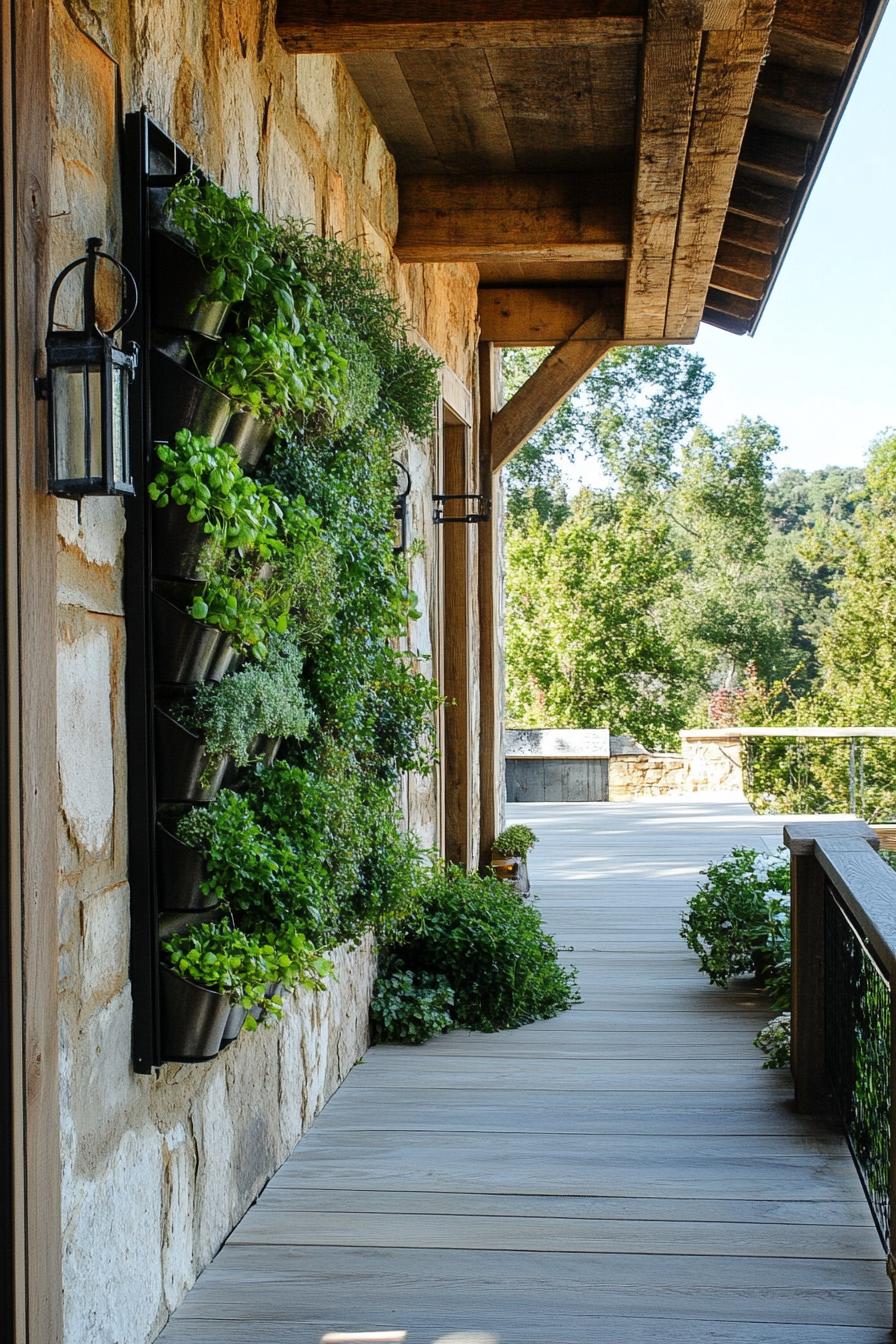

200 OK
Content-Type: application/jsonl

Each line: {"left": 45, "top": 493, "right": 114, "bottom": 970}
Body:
{"left": 693, "top": 4, "right": 896, "bottom": 472}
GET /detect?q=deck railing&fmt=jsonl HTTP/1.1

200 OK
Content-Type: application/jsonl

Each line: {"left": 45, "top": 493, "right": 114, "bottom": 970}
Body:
{"left": 786, "top": 820, "right": 896, "bottom": 1289}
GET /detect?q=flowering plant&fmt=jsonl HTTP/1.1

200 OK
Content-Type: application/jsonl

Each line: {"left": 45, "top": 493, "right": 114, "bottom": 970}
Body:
{"left": 754, "top": 1011, "right": 791, "bottom": 1069}
{"left": 681, "top": 845, "right": 790, "bottom": 990}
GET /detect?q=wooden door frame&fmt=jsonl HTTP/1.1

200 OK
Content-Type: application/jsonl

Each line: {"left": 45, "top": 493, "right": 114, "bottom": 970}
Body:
{"left": 3, "top": 1, "right": 62, "bottom": 1340}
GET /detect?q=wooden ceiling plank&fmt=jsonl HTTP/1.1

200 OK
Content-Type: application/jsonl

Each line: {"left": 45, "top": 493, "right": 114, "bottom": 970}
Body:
{"left": 342, "top": 53, "right": 443, "bottom": 172}
{"left": 491, "top": 326, "right": 616, "bottom": 471}
{"left": 665, "top": 23, "right": 773, "bottom": 339}
{"left": 277, "top": 0, "right": 644, "bottom": 53}
{"left": 479, "top": 285, "right": 624, "bottom": 345}
{"left": 396, "top": 172, "right": 631, "bottom": 263}
{"left": 702, "top": 307, "right": 751, "bottom": 333}
{"left": 396, "top": 48, "right": 516, "bottom": 173}
{"left": 624, "top": 0, "right": 703, "bottom": 340}
{"left": 771, "top": 0, "right": 867, "bottom": 56}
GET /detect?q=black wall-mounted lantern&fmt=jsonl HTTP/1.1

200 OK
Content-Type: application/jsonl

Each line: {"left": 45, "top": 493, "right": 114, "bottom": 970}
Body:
{"left": 393, "top": 459, "right": 411, "bottom": 554}
{"left": 38, "top": 237, "right": 139, "bottom": 497}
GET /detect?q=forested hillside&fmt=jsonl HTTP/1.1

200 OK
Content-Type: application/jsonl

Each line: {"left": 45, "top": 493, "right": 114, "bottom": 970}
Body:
{"left": 503, "top": 346, "right": 886, "bottom": 773}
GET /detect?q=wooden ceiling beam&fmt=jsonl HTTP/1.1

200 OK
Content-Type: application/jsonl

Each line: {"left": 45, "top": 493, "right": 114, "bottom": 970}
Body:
{"left": 705, "top": 287, "right": 758, "bottom": 321}
{"left": 396, "top": 173, "right": 631, "bottom": 263}
{"left": 624, "top": 0, "right": 703, "bottom": 340}
{"left": 478, "top": 286, "right": 624, "bottom": 346}
{"left": 664, "top": 16, "right": 773, "bottom": 340}
{"left": 276, "top": 0, "right": 643, "bottom": 53}
{"left": 491, "top": 325, "right": 616, "bottom": 472}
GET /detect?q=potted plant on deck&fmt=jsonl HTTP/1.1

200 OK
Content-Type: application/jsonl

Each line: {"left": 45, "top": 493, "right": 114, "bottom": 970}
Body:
{"left": 491, "top": 824, "right": 538, "bottom": 897}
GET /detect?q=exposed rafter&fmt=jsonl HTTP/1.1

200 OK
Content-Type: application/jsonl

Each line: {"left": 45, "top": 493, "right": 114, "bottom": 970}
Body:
{"left": 396, "top": 173, "right": 631, "bottom": 264}
{"left": 276, "top": 0, "right": 643, "bottom": 53}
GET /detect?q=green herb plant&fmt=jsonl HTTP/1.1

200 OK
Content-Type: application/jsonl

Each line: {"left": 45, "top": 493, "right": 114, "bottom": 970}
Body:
{"left": 370, "top": 965, "right": 454, "bottom": 1044}
{"left": 493, "top": 824, "right": 538, "bottom": 859}
{"left": 193, "top": 633, "right": 312, "bottom": 769}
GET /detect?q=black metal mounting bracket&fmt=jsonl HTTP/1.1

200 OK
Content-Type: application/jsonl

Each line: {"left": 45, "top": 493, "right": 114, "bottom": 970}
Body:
{"left": 432, "top": 492, "right": 491, "bottom": 524}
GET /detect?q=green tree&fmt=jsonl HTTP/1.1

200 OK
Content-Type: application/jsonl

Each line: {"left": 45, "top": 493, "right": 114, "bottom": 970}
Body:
{"left": 505, "top": 490, "right": 692, "bottom": 747}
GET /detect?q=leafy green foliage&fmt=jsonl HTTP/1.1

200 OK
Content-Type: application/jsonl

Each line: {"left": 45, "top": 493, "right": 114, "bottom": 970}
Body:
{"left": 681, "top": 847, "right": 790, "bottom": 1004}
{"left": 203, "top": 321, "right": 345, "bottom": 422}
{"left": 492, "top": 824, "right": 537, "bottom": 859}
{"left": 370, "top": 965, "right": 454, "bottom": 1044}
{"left": 378, "top": 866, "right": 579, "bottom": 1036}
{"left": 161, "top": 918, "right": 330, "bottom": 1021}
{"left": 271, "top": 222, "right": 441, "bottom": 437}
{"left": 193, "top": 634, "right": 311, "bottom": 766}
{"left": 149, "top": 429, "right": 281, "bottom": 553}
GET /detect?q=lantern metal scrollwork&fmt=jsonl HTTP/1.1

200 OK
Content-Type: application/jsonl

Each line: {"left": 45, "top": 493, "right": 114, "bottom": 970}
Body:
{"left": 38, "top": 237, "right": 139, "bottom": 497}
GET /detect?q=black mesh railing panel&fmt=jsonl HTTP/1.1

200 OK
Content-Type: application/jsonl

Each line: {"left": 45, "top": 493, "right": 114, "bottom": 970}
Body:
{"left": 825, "top": 880, "right": 892, "bottom": 1249}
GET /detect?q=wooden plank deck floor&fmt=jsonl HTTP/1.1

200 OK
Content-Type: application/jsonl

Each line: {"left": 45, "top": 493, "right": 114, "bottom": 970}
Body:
{"left": 159, "top": 798, "right": 891, "bottom": 1343}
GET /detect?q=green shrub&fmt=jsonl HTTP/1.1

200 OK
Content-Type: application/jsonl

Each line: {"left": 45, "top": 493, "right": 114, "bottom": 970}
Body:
{"left": 493, "top": 824, "right": 537, "bottom": 858}
{"left": 680, "top": 846, "right": 790, "bottom": 989}
{"left": 370, "top": 964, "right": 454, "bottom": 1044}
{"left": 378, "top": 865, "right": 579, "bottom": 1036}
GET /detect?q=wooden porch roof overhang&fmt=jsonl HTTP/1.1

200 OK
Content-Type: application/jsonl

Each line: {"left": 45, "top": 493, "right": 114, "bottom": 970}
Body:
{"left": 278, "top": 0, "right": 885, "bottom": 351}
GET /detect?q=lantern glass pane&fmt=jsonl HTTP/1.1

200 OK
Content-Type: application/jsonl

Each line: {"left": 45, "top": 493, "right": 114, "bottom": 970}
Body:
{"left": 111, "top": 363, "right": 127, "bottom": 484}
{"left": 87, "top": 366, "right": 103, "bottom": 481}
{"left": 51, "top": 365, "right": 91, "bottom": 483}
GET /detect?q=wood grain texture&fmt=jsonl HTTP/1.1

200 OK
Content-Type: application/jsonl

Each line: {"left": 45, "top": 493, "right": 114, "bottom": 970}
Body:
{"left": 665, "top": 24, "right": 771, "bottom": 338}
{"left": 441, "top": 421, "right": 474, "bottom": 868}
{"left": 159, "top": 799, "right": 886, "bottom": 1344}
{"left": 475, "top": 344, "right": 499, "bottom": 863}
{"left": 624, "top": 0, "right": 702, "bottom": 339}
{"left": 479, "top": 285, "right": 624, "bottom": 346}
{"left": 276, "top": 0, "right": 644, "bottom": 52}
{"left": 9, "top": 2, "right": 61, "bottom": 1341}
{"left": 395, "top": 172, "right": 631, "bottom": 263}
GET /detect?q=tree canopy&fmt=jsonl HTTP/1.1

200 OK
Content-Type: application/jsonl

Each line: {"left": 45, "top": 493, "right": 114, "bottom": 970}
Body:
{"left": 503, "top": 345, "right": 871, "bottom": 750}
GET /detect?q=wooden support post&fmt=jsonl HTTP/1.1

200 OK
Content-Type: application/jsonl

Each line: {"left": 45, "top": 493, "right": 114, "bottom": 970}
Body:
{"left": 442, "top": 418, "right": 474, "bottom": 869}
{"left": 784, "top": 820, "right": 881, "bottom": 1115}
{"left": 786, "top": 837, "right": 829, "bottom": 1114}
{"left": 477, "top": 343, "right": 500, "bottom": 868}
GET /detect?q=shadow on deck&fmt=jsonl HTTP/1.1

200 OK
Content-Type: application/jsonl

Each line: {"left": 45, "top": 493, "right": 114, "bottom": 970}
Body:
{"left": 159, "top": 798, "right": 890, "bottom": 1343}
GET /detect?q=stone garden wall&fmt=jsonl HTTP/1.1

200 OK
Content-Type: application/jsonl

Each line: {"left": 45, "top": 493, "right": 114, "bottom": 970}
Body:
{"left": 51, "top": 4, "right": 480, "bottom": 1341}
{"left": 607, "top": 732, "right": 745, "bottom": 800}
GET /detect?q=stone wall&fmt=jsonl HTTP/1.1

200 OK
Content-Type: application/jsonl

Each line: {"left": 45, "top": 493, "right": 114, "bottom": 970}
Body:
{"left": 50, "top": 4, "right": 481, "bottom": 1342}
{"left": 608, "top": 732, "right": 745, "bottom": 800}
{"left": 608, "top": 751, "right": 688, "bottom": 800}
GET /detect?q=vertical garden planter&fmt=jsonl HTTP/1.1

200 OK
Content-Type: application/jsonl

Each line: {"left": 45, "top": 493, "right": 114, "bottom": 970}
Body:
{"left": 150, "top": 347, "right": 232, "bottom": 446}
{"left": 151, "top": 229, "right": 232, "bottom": 339}
{"left": 154, "top": 705, "right": 230, "bottom": 804}
{"left": 155, "top": 821, "right": 216, "bottom": 912}
{"left": 159, "top": 966, "right": 230, "bottom": 1062}
{"left": 220, "top": 1003, "right": 248, "bottom": 1046}
{"left": 152, "top": 585, "right": 227, "bottom": 685}
{"left": 151, "top": 502, "right": 208, "bottom": 582}
{"left": 225, "top": 410, "right": 274, "bottom": 471}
